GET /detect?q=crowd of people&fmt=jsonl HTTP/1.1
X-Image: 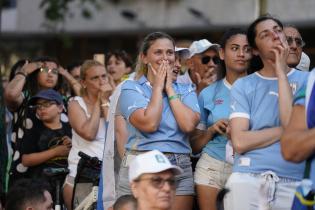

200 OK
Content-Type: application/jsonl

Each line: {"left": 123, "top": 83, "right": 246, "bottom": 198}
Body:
{"left": 1, "top": 14, "right": 315, "bottom": 210}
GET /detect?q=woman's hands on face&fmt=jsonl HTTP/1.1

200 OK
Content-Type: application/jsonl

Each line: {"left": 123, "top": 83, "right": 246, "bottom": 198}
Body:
{"left": 98, "top": 83, "right": 113, "bottom": 103}
{"left": 164, "top": 60, "right": 175, "bottom": 94}
{"left": 149, "top": 60, "right": 167, "bottom": 92}
{"left": 269, "top": 34, "right": 289, "bottom": 77}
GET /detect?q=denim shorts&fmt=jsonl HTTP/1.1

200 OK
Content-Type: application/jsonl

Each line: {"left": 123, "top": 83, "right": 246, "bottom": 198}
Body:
{"left": 116, "top": 150, "right": 194, "bottom": 198}
{"left": 194, "top": 153, "right": 232, "bottom": 189}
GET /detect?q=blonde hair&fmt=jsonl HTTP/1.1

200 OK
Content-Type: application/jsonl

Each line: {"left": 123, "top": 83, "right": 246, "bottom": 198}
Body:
{"left": 80, "top": 59, "right": 104, "bottom": 95}
{"left": 135, "top": 32, "right": 175, "bottom": 80}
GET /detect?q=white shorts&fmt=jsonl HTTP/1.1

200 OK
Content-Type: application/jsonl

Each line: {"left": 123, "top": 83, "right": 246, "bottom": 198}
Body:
{"left": 224, "top": 172, "right": 300, "bottom": 210}
{"left": 194, "top": 153, "right": 232, "bottom": 189}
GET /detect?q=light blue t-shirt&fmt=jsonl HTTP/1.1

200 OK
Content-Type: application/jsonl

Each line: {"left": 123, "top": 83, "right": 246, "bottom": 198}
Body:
{"left": 119, "top": 75, "right": 200, "bottom": 154}
{"left": 295, "top": 69, "right": 315, "bottom": 185}
{"left": 197, "top": 78, "right": 231, "bottom": 161}
{"left": 230, "top": 69, "right": 309, "bottom": 180}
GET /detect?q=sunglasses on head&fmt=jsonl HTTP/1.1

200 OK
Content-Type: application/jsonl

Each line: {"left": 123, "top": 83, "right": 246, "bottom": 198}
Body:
{"left": 286, "top": 36, "right": 305, "bottom": 48}
{"left": 135, "top": 176, "right": 177, "bottom": 190}
{"left": 201, "top": 56, "right": 221, "bottom": 65}
{"left": 40, "top": 67, "right": 59, "bottom": 75}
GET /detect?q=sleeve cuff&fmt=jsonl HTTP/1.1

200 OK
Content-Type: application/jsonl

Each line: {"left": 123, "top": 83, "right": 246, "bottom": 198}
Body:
{"left": 229, "top": 112, "right": 250, "bottom": 120}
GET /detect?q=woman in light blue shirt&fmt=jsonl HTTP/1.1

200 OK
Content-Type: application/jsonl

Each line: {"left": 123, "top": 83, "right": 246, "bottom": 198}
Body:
{"left": 117, "top": 32, "right": 200, "bottom": 210}
{"left": 191, "top": 28, "right": 252, "bottom": 210}
{"left": 224, "top": 15, "right": 309, "bottom": 210}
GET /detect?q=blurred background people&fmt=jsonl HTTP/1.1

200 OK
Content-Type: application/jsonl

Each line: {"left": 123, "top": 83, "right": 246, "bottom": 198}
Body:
{"left": 106, "top": 50, "right": 133, "bottom": 86}
{"left": 5, "top": 178, "right": 53, "bottom": 210}
{"left": 284, "top": 25, "right": 307, "bottom": 71}
{"left": 66, "top": 61, "right": 83, "bottom": 97}
{"left": 113, "top": 195, "right": 137, "bottom": 210}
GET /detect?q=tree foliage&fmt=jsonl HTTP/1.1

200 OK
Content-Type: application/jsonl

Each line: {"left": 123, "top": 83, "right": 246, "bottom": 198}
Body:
{"left": 40, "top": 0, "right": 102, "bottom": 23}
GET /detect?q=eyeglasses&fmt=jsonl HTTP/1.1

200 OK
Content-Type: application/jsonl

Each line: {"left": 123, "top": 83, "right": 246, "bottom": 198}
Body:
{"left": 201, "top": 56, "right": 220, "bottom": 65}
{"left": 40, "top": 67, "right": 59, "bottom": 75}
{"left": 32, "top": 101, "right": 57, "bottom": 110}
{"left": 286, "top": 36, "right": 305, "bottom": 48}
{"left": 135, "top": 177, "right": 177, "bottom": 190}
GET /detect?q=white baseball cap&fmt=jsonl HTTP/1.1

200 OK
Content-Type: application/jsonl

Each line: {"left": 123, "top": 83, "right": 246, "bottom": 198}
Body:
{"left": 175, "top": 47, "right": 190, "bottom": 59}
{"left": 297, "top": 52, "right": 310, "bottom": 72}
{"left": 188, "top": 39, "right": 220, "bottom": 58}
{"left": 128, "top": 150, "right": 183, "bottom": 183}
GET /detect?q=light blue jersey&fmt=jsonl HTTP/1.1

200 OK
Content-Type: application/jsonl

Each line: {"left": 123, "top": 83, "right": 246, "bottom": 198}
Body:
{"left": 119, "top": 76, "right": 200, "bottom": 154}
{"left": 197, "top": 78, "right": 231, "bottom": 161}
{"left": 295, "top": 69, "right": 315, "bottom": 186}
{"left": 230, "top": 69, "right": 309, "bottom": 180}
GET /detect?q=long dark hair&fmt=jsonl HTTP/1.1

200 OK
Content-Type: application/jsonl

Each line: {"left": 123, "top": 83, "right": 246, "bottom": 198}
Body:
{"left": 219, "top": 28, "right": 248, "bottom": 79}
{"left": 26, "top": 56, "right": 62, "bottom": 97}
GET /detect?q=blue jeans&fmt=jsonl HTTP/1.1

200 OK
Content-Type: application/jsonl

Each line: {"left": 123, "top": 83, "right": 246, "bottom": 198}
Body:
{"left": 116, "top": 150, "right": 194, "bottom": 198}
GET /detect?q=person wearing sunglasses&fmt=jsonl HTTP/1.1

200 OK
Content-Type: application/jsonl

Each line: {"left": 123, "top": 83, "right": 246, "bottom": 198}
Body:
{"left": 191, "top": 28, "right": 252, "bottom": 210}
{"left": 186, "top": 39, "right": 221, "bottom": 94}
{"left": 223, "top": 15, "right": 309, "bottom": 210}
{"left": 283, "top": 26, "right": 308, "bottom": 71}
{"left": 129, "top": 150, "right": 183, "bottom": 210}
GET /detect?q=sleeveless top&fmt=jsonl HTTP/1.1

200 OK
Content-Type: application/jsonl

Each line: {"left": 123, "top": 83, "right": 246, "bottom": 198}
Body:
{"left": 67, "top": 96, "right": 106, "bottom": 177}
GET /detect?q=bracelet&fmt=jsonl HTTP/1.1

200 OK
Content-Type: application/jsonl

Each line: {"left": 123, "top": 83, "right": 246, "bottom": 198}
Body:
{"left": 101, "top": 102, "right": 110, "bottom": 108}
{"left": 15, "top": 71, "right": 27, "bottom": 78}
{"left": 168, "top": 94, "right": 180, "bottom": 101}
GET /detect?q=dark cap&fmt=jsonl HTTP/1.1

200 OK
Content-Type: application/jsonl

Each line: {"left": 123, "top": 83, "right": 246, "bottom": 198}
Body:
{"left": 29, "top": 89, "right": 63, "bottom": 105}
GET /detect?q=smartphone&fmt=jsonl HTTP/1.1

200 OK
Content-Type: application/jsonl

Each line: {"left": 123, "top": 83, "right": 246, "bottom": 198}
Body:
{"left": 93, "top": 54, "right": 105, "bottom": 65}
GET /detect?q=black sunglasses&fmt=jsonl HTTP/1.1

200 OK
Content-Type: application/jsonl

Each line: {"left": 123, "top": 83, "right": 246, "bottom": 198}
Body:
{"left": 201, "top": 56, "right": 221, "bottom": 65}
{"left": 286, "top": 36, "right": 305, "bottom": 48}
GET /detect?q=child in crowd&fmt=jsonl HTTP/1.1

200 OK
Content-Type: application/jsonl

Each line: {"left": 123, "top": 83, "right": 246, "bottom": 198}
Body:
{"left": 20, "top": 89, "right": 71, "bottom": 179}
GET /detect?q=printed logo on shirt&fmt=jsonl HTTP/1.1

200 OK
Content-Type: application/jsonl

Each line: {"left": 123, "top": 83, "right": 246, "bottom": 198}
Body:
{"left": 290, "top": 82, "right": 298, "bottom": 94}
{"left": 269, "top": 91, "right": 278, "bottom": 97}
{"left": 215, "top": 99, "right": 224, "bottom": 105}
{"left": 230, "top": 101, "right": 236, "bottom": 111}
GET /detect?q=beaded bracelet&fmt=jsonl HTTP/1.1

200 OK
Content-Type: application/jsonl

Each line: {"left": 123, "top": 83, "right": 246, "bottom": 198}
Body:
{"left": 168, "top": 94, "right": 180, "bottom": 101}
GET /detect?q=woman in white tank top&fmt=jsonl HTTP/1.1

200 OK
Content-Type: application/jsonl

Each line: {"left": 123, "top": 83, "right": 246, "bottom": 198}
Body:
{"left": 63, "top": 60, "right": 113, "bottom": 210}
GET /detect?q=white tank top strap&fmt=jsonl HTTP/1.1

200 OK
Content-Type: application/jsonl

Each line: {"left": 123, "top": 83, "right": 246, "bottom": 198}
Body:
{"left": 72, "top": 96, "right": 90, "bottom": 117}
